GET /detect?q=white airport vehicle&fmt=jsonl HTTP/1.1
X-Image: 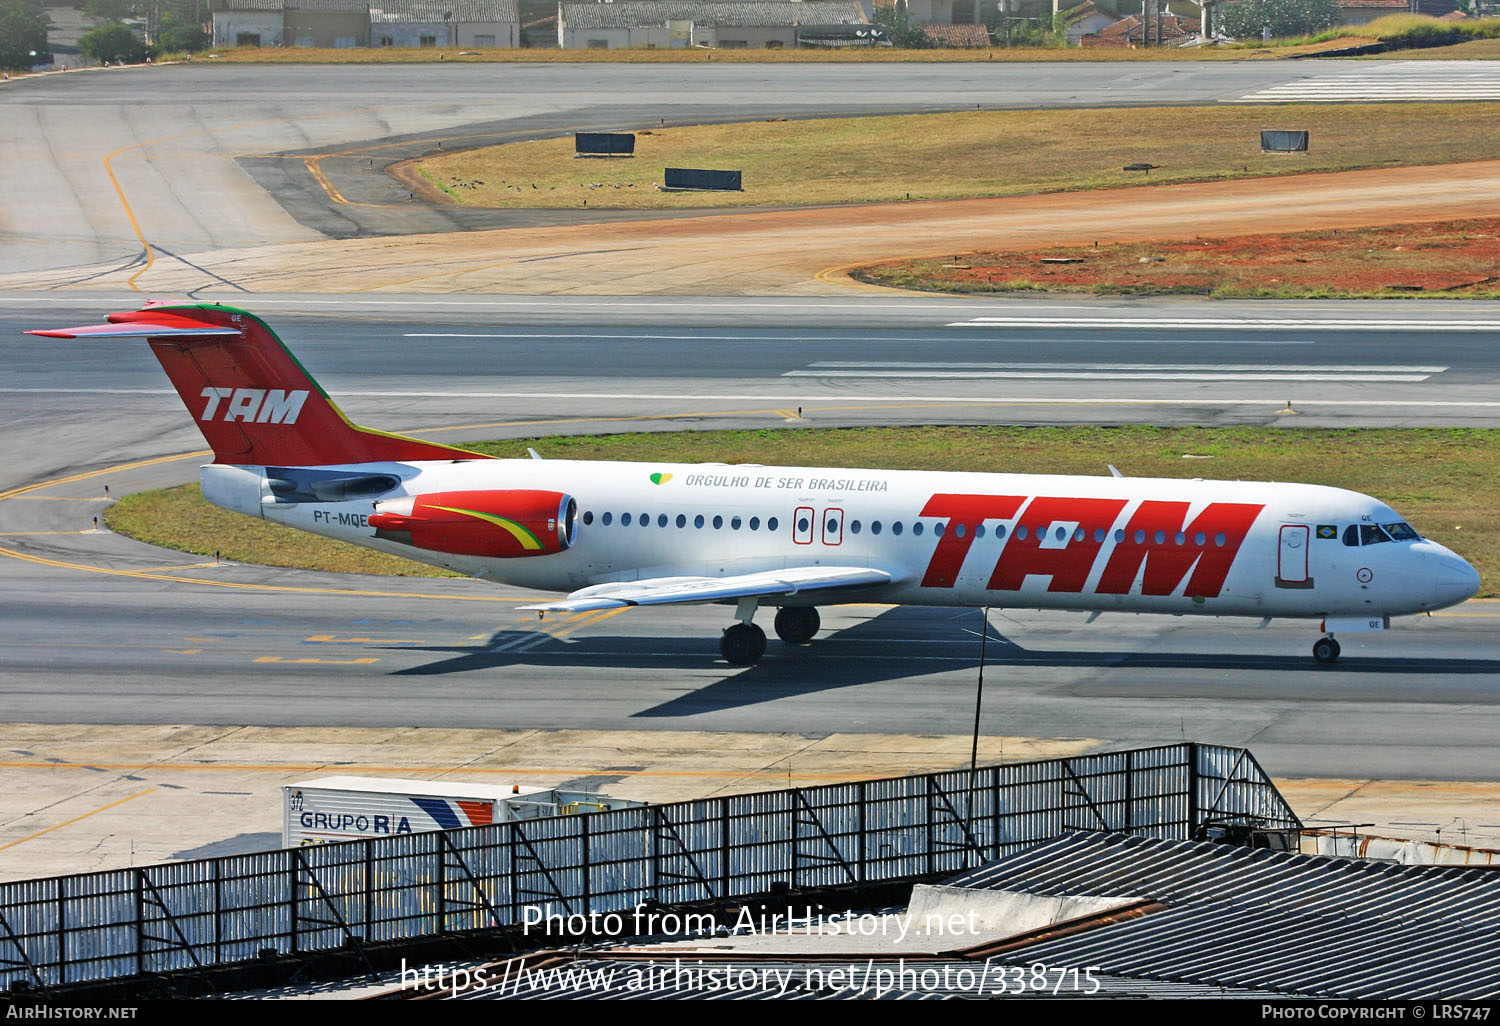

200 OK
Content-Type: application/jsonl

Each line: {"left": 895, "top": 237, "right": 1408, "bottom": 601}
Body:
{"left": 283, "top": 776, "right": 645, "bottom": 847}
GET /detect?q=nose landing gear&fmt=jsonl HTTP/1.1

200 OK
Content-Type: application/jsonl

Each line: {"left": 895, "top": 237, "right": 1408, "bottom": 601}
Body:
{"left": 1313, "top": 635, "right": 1342, "bottom": 664}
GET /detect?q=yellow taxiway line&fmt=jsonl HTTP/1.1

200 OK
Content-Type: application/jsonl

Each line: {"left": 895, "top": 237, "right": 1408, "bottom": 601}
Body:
{"left": 0, "top": 789, "right": 157, "bottom": 853}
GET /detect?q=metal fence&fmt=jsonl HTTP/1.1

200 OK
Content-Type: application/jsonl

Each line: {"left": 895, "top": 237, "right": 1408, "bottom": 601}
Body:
{"left": 0, "top": 743, "right": 1296, "bottom": 990}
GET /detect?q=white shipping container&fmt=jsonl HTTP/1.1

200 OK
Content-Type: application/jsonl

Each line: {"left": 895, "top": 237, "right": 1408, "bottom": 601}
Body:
{"left": 283, "top": 775, "right": 644, "bottom": 847}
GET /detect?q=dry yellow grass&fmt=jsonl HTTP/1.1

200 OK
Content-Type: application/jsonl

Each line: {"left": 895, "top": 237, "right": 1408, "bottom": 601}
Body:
{"left": 411, "top": 102, "right": 1500, "bottom": 210}
{"left": 107, "top": 484, "right": 456, "bottom": 577}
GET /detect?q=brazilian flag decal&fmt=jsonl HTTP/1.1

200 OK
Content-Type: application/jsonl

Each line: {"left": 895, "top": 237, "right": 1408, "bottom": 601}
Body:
{"left": 1316, "top": 525, "right": 1338, "bottom": 540}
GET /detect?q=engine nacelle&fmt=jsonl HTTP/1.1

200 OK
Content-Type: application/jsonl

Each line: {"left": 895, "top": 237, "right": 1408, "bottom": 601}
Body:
{"left": 368, "top": 490, "right": 577, "bottom": 558}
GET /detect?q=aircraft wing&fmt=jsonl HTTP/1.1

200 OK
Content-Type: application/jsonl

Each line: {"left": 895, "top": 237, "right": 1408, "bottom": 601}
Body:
{"left": 519, "top": 566, "right": 896, "bottom": 613}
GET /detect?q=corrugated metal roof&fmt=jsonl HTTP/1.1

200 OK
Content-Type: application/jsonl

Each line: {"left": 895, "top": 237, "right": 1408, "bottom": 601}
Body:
{"left": 944, "top": 832, "right": 1500, "bottom": 1000}
{"left": 210, "top": 0, "right": 285, "bottom": 11}
{"left": 369, "top": 0, "right": 518, "bottom": 22}
{"left": 214, "top": 0, "right": 518, "bottom": 15}
{"left": 282, "top": 0, "right": 371, "bottom": 12}
{"left": 560, "top": 1, "right": 866, "bottom": 28}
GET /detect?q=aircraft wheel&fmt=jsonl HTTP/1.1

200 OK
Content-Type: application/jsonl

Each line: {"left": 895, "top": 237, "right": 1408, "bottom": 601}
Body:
{"left": 1312, "top": 637, "right": 1341, "bottom": 664}
{"left": 774, "top": 606, "right": 821, "bottom": 645}
{"left": 721, "top": 623, "right": 767, "bottom": 666}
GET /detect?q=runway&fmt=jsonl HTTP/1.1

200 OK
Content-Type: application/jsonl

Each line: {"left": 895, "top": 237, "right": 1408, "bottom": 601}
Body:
{"left": 6, "top": 294, "right": 1500, "bottom": 432}
{"left": 3, "top": 295, "right": 1500, "bottom": 787}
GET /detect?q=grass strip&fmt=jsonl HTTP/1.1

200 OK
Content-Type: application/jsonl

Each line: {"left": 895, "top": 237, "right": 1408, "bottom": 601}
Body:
{"left": 108, "top": 426, "right": 1498, "bottom": 595}
{"left": 408, "top": 102, "right": 1500, "bottom": 211}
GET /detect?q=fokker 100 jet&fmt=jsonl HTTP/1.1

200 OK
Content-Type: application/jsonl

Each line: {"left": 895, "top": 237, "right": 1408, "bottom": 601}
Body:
{"left": 29, "top": 305, "right": 1481, "bottom": 665}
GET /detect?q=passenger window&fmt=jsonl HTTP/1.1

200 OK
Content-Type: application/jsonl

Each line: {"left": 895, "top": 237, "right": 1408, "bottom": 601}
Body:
{"left": 583, "top": 511, "right": 594, "bottom": 525}
{"left": 731, "top": 516, "right": 742, "bottom": 530}
{"left": 695, "top": 514, "right": 705, "bottom": 529}
{"left": 713, "top": 515, "right": 723, "bottom": 529}
{"left": 994, "top": 525, "right": 1007, "bottom": 540}
{"left": 913, "top": 522, "right": 925, "bottom": 537}
{"left": 1214, "top": 532, "right": 1226, "bottom": 547}
{"left": 1114, "top": 529, "right": 1124, "bottom": 543}
{"left": 976, "top": 525, "right": 986, "bottom": 538}
{"left": 954, "top": 524, "right": 966, "bottom": 539}
{"left": 871, "top": 521, "right": 882, "bottom": 535}
{"left": 768, "top": 517, "right": 779, "bottom": 532}
{"left": 602, "top": 512, "right": 613, "bottom": 526}
{"left": 892, "top": 522, "right": 903, "bottom": 536}
{"left": 658, "top": 514, "right": 668, "bottom": 527}
{"left": 850, "top": 520, "right": 861, "bottom": 535}
{"left": 1017, "top": 526, "right": 1028, "bottom": 541}
{"left": 621, "top": 513, "right": 632, "bottom": 526}
{"left": 797, "top": 516, "right": 810, "bottom": 533}
{"left": 750, "top": 517, "right": 760, "bottom": 530}
{"left": 933, "top": 522, "right": 944, "bottom": 537}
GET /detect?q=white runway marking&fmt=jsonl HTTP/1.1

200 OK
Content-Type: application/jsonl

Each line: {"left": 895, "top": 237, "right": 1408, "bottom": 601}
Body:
{"left": 407, "top": 333, "right": 1312, "bottom": 344}
{"left": 1234, "top": 61, "right": 1500, "bottom": 102}
{"left": 950, "top": 317, "right": 1500, "bottom": 331}
{"left": 786, "top": 360, "right": 1443, "bottom": 382}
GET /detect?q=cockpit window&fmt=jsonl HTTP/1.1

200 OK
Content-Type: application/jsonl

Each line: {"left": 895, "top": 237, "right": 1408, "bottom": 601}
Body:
{"left": 1359, "top": 524, "right": 1392, "bottom": 546}
{"left": 1383, "top": 521, "right": 1420, "bottom": 542}
{"left": 1342, "top": 525, "right": 1360, "bottom": 547}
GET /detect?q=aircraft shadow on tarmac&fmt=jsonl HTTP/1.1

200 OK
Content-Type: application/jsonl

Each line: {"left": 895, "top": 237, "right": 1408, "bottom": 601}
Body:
{"left": 385, "top": 609, "right": 1500, "bottom": 717}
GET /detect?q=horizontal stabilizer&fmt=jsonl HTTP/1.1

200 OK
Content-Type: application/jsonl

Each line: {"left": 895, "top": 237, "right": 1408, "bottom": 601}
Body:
{"left": 26, "top": 310, "right": 244, "bottom": 340}
{"left": 520, "top": 565, "right": 895, "bottom": 613}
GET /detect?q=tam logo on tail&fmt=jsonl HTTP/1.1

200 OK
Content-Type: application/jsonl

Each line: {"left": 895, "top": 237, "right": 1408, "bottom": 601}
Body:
{"left": 199, "top": 387, "right": 310, "bottom": 425}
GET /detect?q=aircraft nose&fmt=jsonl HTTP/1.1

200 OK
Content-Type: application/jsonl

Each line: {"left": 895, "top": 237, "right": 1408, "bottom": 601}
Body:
{"left": 1431, "top": 552, "right": 1481, "bottom": 609}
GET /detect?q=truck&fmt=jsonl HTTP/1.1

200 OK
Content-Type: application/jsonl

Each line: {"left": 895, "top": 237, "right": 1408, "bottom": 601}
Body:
{"left": 282, "top": 775, "right": 646, "bottom": 847}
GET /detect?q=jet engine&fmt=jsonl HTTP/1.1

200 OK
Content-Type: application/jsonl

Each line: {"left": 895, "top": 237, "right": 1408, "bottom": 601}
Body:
{"left": 368, "top": 490, "right": 577, "bottom": 558}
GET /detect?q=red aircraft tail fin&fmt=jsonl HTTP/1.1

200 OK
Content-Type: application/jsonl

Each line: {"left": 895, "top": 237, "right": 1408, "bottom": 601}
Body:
{"left": 28, "top": 304, "right": 490, "bottom": 467}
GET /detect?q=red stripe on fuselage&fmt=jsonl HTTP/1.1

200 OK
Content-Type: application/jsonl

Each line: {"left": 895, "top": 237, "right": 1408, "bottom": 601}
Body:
{"left": 988, "top": 496, "right": 1128, "bottom": 593}
{"left": 918, "top": 493, "right": 1026, "bottom": 588}
{"left": 1095, "top": 501, "right": 1264, "bottom": 598}
{"left": 917, "top": 494, "right": 1265, "bottom": 598}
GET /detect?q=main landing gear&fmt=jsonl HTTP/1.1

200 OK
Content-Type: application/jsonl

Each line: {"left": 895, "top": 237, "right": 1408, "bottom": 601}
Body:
{"left": 774, "top": 606, "right": 820, "bottom": 645}
{"left": 720, "top": 603, "right": 823, "bottom": 666}
{"left": 1312, "top": 635, "right": 1342, "bottom": 664}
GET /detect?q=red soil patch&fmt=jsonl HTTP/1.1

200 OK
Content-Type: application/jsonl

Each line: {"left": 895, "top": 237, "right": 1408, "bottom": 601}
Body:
{"left": 863, "top": 218, "right": 1500, "bottom": 297}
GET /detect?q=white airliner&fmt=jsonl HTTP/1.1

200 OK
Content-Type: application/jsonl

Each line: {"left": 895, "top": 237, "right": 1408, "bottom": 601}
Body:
{"left": 30, "top": 305, "right": 1481, "bottom": 665}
